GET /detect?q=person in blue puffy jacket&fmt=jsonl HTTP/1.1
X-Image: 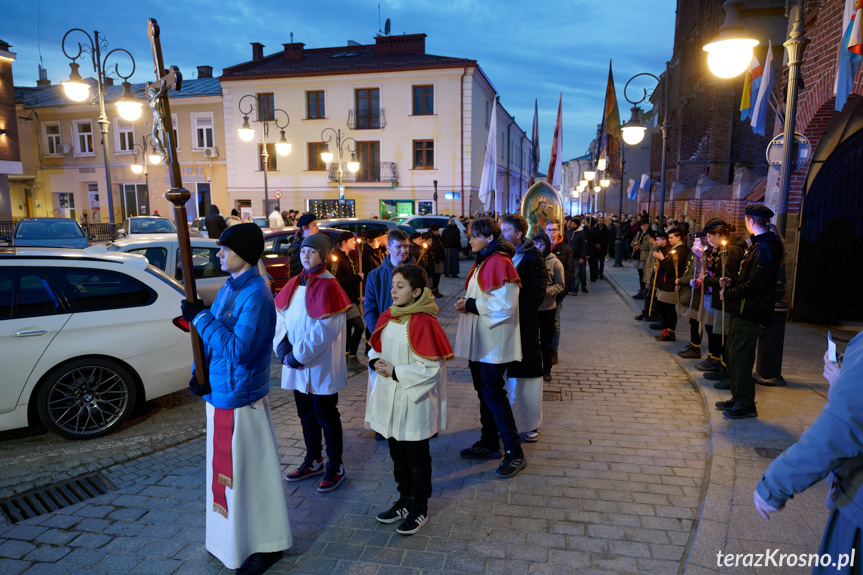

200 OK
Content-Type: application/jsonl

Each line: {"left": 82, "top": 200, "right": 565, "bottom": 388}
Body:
{"left": 181, "top": 222, "right": 291, "bottom": 575}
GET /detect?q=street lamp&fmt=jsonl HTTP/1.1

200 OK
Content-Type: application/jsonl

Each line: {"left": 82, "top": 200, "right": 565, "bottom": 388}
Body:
{"left": 129, "top": 134, "right": 163, "bottom": 214}
{"left": 703, "top": 0, "right": 812, "bottom": 386}
{"left": 320, "top": 128, "right": 360, "bottom": 217}
{"left": 596, "top": 157, "right": 607, "bottom": 172}
{"left": 702, "top": 0, "right": 760, "bottom": 79}
{"left": 622, "top": 64, "right": 671, "bottom": 226}
{"left": 237, "top": 94, "right": 291, "bottom": 215}
{"left": 62, "top": 28, "right": 139, "bottom": 237}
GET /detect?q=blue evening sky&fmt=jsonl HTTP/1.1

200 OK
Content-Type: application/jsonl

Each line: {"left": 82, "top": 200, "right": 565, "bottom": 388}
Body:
{"left": 4, "top": 0, "right": 677, "bottom": 163}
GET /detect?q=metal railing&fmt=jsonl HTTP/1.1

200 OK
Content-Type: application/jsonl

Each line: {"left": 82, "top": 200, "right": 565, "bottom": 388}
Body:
{"left": 347, "top": 109, "right": 387, "bottom": 130}
{"left": 327, "top": 161, "right": 398, "bottom": 183}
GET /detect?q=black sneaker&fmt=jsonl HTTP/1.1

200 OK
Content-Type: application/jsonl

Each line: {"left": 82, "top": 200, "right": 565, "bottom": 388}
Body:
{"left": 542, "top": 373, "right": 552, "bottom": 382}
{"left": 376, "top": 502, "right": 409, "bottom": 524}
{"left": 704, "top": 368, "right": 729, "bottom": 381}
{"left": 460, "top": 441, "right": 502, "bottom": 460}
{"left": 713, "top": 379, "right": 731, "bottom": 390}
{"left": 633, "top": 291, "right": 645, "bottom": 299}
{"left": 696, "top": 358, "right": 722, "bottom": 371}
{"left": 678, "top": 345, "right": 702, "bottom": 359}
{"left": 634, "top": 313, "right": 647, "bottom": 321}
{"left": 235, "top": 551, "right": 283, "bottom": 575}
{"left": 496, "top": 449, "right": 527, "bottom": 478}
{"left": 396, "top": 511, "right": 428, "bottom": 535}
{"left": 649, "top": 321, "right": 663, "bottom": 330}
{"left": 714, "top": 399, "right": 736, "bottom": 411}
{"left": 375, "top": 432, "right": 386, "bottom": 440}
{"left": 724, "top": 405, "right": 758, "bottom": 419}
{"left": 551, "top": 352, "right": 559, "bottom": 365}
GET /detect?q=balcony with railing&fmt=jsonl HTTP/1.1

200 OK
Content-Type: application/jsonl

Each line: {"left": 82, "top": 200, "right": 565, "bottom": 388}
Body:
{"left": 347, "top": 109, "right": 387, "bottom": 130}
{"left": 327, "top": 161, "right": 398, "bottom": 183}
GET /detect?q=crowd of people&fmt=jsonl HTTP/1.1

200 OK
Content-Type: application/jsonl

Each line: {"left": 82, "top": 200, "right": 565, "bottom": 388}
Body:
{"left": 175, "top": 202, "right": 794, "bottom": 574}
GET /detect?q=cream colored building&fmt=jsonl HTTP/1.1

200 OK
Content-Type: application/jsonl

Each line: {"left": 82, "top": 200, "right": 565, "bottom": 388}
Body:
{"left": 220, "top": 34, "right": 530, "bottom": 218}
{"left": 12, "top": 67, "right": 227, "bottom": 224}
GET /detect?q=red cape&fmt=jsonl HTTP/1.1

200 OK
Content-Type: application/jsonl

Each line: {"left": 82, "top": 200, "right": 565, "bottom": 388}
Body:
{"left": 465, "top": 251, "right": 522, "bottom": 293}
{"left": 370, "top": 310, "right": 454, "bottom": 362}
{"left": 274, "top": 270, "right": 352, "bottom": 319}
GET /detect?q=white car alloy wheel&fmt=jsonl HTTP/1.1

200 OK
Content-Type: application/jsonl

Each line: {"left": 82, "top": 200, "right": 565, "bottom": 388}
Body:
{"left": 36, "top": 358, "right": 138, "bottom": 440}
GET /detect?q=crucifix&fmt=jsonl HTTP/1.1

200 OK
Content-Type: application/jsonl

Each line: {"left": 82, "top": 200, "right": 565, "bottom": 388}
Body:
{"left": 147, "top": 18, "right": 210, "bottom": 393}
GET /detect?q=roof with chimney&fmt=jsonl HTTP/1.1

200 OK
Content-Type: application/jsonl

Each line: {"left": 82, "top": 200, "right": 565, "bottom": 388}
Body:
{"left": 15, "top": 76, "right": 221, "bottom": 109}
{"left": 221, "top": 34, "right": 478, "bottom": 81}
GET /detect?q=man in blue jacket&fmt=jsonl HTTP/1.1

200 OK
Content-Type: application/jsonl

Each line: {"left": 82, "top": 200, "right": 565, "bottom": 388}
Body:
{"left": 181, "top": 222, "right": 291, "bottom": 575}
{"left": 754, "top": 332, "right": 863, "bottom": 573}
{"left": 363, "top": 229, "right": 412, "bottom": 333}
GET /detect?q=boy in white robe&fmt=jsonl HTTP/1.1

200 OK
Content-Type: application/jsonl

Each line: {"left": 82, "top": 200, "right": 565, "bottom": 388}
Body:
{"left": 366, "top": 264, "right": 453, "bottom": 535}
{"left": 273, "top": 233, "right": 351, "bottom": 493}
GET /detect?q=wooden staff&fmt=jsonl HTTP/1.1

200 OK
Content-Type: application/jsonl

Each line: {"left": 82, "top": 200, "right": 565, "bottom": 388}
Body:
{"left": 147, "top": 19, "right": 209, "bottom": 393}
{"left": 720, "top": 239, "right": 728, "bottom": 346}
{"left": 356, "top": 236, "right": 364, "bottom": 300}
{"left": 648, "top": 257, "right": 659, "bottom": 317}
{"left": 688, "top": 253, "right": 698, "bottom": 318}
{"left": 671, "top": 249, "right": 680, "bottom": 317}
{"left": 698, "top": 253, "right": 707, "bottom": 337}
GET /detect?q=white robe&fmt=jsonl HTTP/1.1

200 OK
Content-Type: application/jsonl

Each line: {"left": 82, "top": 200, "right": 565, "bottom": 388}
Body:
{"left": 454, "top": 269, "right": 522, "bottom": 364}
{"left": 504, "top": 376, "right": 543, "bottom": 433}
{"left": 274, "top": 284, "right": 347, "bottom": 395}
{"left": 205, "top": 398, "right": 291, "bottom": 569}
{"left": 365, "top": 320, "right": 447, "bottom": 441}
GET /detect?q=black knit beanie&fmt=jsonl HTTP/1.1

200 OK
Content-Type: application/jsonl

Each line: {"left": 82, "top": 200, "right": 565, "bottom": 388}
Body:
{"left": 218, "top": 223, "right": 264, "bottom": 265}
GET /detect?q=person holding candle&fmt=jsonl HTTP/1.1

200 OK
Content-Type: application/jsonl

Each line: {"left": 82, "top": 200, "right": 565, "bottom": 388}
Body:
{"left": 715, "top": 205, "right": 784, "bottom": 419}
{"left": 652, "top": 228, "right": 690, "bottom": 341}
{"left": 330, "top": 232, "right": 365, "bottom": 372}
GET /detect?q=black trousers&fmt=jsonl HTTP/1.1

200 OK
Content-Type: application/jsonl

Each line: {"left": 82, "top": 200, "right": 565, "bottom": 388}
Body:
{"left": 294, "top": 390, "right": 343, "bottom": 466}
{"left": 432, "top": 272, "right": 442, "bottom": 289}
{"left": 444, "top": 248, "right": 460, "bottom": 276}
{"left": 705, "top": 324, "right": 725, "bottom": 362}
{"left": 689, "top": 318, "right": 702, "bottom": 346}
{"left": 388, "top": 437, "right": 431, "bottom": 512}
{"left": 637, "top": 268, "right": 645, "bottom": 291}
{"left": 468, "top": 361, "right": 521, "bottom": 452}
{"left": 588, "top": 255, "right": 599, "bottom": 280}
{"left": 538, "top": 309, "right": 555, "bottom": 375}
{"left": 727, "top": 315, "right": 762, "bottom": 409}
{"left": 346, "top": 315, "right": 364, "bottom": 356}
{"left": 657, "top": 300, "right": 678, "bottom": 332}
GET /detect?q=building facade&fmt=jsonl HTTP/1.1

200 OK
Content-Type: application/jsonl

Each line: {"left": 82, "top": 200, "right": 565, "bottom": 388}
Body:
{"left": 11, "top": 67, "right": 227, "bottom": 225}
{"left": 0, "top": 39, "right": 22, "bottom": 222}
{"left": 219, "top": 33, "right": 530, "bottom": 219}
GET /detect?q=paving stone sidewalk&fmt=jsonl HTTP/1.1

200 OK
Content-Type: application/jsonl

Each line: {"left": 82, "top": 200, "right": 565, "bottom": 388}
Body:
{"left": 0, "top": 259, "right": 710, "bottom": 574}
{"left": 605, "top": 260, "right": 851, "bottom": 574}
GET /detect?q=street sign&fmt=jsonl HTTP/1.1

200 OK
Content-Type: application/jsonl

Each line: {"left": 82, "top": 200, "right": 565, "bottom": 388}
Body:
{"left": 273, "top": 189, "right": 282, "bottom": 199}
{"left": 339, "top": 185, "right": 345, "bottom": 201}
{"left": 765, "top": 132, "right": 811, "bottom": 168}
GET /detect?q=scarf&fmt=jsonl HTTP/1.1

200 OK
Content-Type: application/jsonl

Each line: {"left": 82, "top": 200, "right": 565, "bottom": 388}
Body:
{"left": 476, "top": 236, "right": 516, "bottom": 266}
{"left": 389, "top": 288, "right": 439, "bottom": 321}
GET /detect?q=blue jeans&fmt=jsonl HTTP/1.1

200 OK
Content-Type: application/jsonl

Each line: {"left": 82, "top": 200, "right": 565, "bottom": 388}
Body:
{"left": 468, "top": 361, "right": 521, "bottom": 452}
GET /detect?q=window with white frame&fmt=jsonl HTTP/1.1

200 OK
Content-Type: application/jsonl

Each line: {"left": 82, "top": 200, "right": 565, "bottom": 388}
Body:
{"left": 192, "top": 113, "right": 214, "bottom": 149}
{"left": 171, "top": 113, "right": 180, "bottom": 150}
{"left": 116, "top": 119, "right": 135, "bottom": 153}
{"left": 73, "top": 120, "right": 94, "bottom": 155}
{"left": 44, "top": 122, "right": 62, "bottom": 156}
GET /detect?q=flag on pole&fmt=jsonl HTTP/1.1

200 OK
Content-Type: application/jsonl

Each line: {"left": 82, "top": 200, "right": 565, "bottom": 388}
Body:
{"left": 751, "top": 41, "right": 774, "bottom": 136}
{"left": 546, "top": 94, "right": 563, "bottom": 190}
{"left": 478, "top": 96, "right": 498, "bottom": 211}
{"left": 836, "top": 0, "right": 863, "bottom": 112}
{"left": 627, "top": 179, "right": 638, "bottom": 200}
{"left": 528, "top": 99, "right": 540, "bottom": 187}
{"left": 640, "top": 173, "right": 653, "bottom": 191}
{"left": 598, "top": 62, "right": 621, "bottom": 180}
{"left": 740, "top": 55, "right": 763, "bottom": 121}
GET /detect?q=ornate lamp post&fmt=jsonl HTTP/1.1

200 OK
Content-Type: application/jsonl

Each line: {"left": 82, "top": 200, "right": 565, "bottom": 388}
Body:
{"left": 62, "top": 29, "right": 142, "bottom": 237}
{"left": 620, "top": 63, "right": 672, "bottom": 225}
{"left": 130, "top": 134, "right": 162, "bottom": 214}
{"left": 320, "top": 128, "right": 360, "bottom": 217}
{"left": 237, "top": 94, "right": 291, "bottom": 215}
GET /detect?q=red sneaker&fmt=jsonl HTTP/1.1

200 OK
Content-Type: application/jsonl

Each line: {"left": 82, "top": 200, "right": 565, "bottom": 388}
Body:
{"left": 656, "top": 330, "right": 676, "bottom": 342}
{"left": 285, "top": 457, "right": 325, "bottom": 482}
{"left": 317, "top": 463, "right": 345, "bottom": 493}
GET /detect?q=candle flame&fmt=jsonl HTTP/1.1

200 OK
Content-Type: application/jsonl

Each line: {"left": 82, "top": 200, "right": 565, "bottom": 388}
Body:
{"left": 721, "top": 240, "right": 727, "bottom": 246}
{"left": 423, "top": 242, "right": 428, "bottom": 249}
{"left": 671, "top": 249, "right": 676, "bottom": 254}
{"left": 331, "top": 255, "right": 337, "bottom": 262}
{"left": 356, "top": 237, "right": 361, "bottom": 243}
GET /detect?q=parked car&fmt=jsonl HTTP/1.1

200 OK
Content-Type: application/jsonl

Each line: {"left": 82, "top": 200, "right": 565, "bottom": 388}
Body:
{"left": 189, "top": 217, "right": 208, "bottom": 238}
{"left": 118, "top": 216, "right": 177, "bottom": 237}
{"left": 96, "top": 237, "right": 234, "bottom": 306}
{"left": 0, "top": 247, "right": 192, "bottom": 439}
{"left": 1, "top": 218, "right": 93, "bottom": 249}
{"left": 262, "top": 227, "right": 343, "bottom": 294}
{"left": 318, "top": 218, "right": 415, "bottom": 236}
{"left": 395, "top": 215, "right": 468, "bottom": 249}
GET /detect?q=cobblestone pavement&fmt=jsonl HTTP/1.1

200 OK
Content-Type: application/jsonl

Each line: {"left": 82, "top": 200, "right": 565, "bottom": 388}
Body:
{"left": 0, "top": 258, "right": 709, "bottom": 574}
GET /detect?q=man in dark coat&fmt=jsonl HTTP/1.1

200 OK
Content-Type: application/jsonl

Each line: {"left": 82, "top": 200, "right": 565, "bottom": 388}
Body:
{"left": 500, "top": 214, "right": 547, "bottom": 442}
{"left": 716, "top": 204, "right": 784, "bottom": 420}
{"left": 441, "top": 218, "right": 462, "bottom": 277}
{"left": 428, "top": 224, "right": 445, "bottom": 296}
{"left": 545, "top": 219, "right": 571, "bottom": 366}
{"left": 205, "top": 204, "right": 227, "bottom": 239}
{"left": 567, "top": 216, "right": 589, "bottom": 294}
